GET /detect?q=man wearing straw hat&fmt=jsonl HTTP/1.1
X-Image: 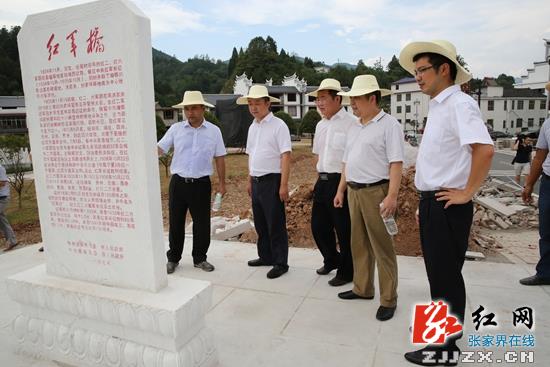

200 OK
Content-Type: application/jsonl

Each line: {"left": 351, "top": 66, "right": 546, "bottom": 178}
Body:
{"left": 520, "top": 80, "right": 550, "bottom": 286}
{"left": 237, "top": 85, "right": 291, "bottom": 279}
{"left": 399, "top": 40, "right": 494, "bottom": 365}
{"left": 334, "top": 75, "right": 404, "bottom": 321}
{"left": 158, "top": 91, "right": 226, "bottom": 274}
{"left": 307, "top": 78, "right": 355, "bottom": 286}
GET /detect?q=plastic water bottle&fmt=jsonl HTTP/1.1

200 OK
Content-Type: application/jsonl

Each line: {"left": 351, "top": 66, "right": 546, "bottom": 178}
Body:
{"left": 379, "top": 203, "right": 398, "bottom": 236}
{"left": 212, "top": 192, "right": 222, "bottom": 211}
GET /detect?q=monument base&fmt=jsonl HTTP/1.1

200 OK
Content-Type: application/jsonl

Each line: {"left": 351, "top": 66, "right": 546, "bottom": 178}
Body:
{"left": 6, "top": 265, "right": 217, "bottom": 367}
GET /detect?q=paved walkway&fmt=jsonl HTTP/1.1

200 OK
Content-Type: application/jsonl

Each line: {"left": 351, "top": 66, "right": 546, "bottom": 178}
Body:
{"left": 1, "top": 240, "right": 549, "bottom": 366}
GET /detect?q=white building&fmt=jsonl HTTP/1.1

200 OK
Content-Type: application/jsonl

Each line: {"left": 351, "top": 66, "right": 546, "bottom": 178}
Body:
{"left": 0, "top": 96, "right": 27, "bottom": 134}
{"left": 390, "top": 77, "right": 547, "bottom": 135}
{"left": 233, "top": 73, "right": 348, "bottom": 119}
{"left": 516, "top": 39, "right": 550, "bottom": 92}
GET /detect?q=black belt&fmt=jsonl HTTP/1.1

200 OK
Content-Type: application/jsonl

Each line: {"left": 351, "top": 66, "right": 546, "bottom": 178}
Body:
{"left": 318, "top": 172, "right": 341, "bottom": 181}
{"left": 347, "top": 179, "right": 388, "bottom": 190}
{"left": 418, "top": 190, "right": 442, "bottom": 199}
{"left": 543, "top": 172, "right": 550, "bottom": 179}
{"left": 177, "top": 175, "right": 210, "bottom": 183}
{"left": 0, "top": 196, "right": 7, "bottom": 199}
{"left": 251, "top": 173, "right": 280, "bottom": 182}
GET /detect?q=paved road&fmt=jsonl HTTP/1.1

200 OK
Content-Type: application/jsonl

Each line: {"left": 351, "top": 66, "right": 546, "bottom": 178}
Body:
{"left": 490, "top": 150, "right": 540, "bottom": 195}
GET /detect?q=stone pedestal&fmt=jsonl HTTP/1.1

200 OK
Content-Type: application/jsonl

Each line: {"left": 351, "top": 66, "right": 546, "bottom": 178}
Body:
{"left": 7, "top": 265, "right": 217, "bottom": 367}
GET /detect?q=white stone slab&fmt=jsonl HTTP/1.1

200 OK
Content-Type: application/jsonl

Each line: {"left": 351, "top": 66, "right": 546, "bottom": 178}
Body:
{"left": 17, "top": 0, "right": 166, "bottom": 291}
{"left": 6, "top": 265, "right": 217, "bottom": 367}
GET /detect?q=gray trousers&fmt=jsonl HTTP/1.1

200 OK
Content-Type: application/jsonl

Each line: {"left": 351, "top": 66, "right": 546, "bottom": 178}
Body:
{"left": 0, "top": 197, "right": 17, "bottom": 245}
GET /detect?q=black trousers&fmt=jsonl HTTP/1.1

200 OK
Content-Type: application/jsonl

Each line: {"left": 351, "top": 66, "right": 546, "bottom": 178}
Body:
{"left": 419, "top": 197, "right": 473, "bottom": 344}
{"left": 311, "top": 175, "right": 353, "bottom": 280}
{"left": 166, "top": 175, "right": 211, "bottom": 264}
{"left": 251, "top": 173, "right": 289, "bottom": 268}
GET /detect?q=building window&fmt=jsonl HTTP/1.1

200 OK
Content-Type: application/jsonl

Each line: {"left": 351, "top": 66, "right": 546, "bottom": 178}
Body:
{"left": 287, "top": 106, "right": 298, "bottom": 117}
{"left": 512, "top": 100, "right": 515, "bottom": 109}
{"left": 308, "top": 95, "right": 315, "bottom": 103}
{"left": 504, "top": 100, "right": 507, "bottom": 110}
{"left": 488, "top": 100, "right": 494, "bottom": 111}
{"left": 487, "top": 119, "right": 494, "bottom": 128}
{"left": 397, "top": 106, "right": 402, "bottom": 113}
{"left": 405, "top": 105, "right": 411, "bottom": 113}
{"left": 397, "top": 94, "right": 402, "bottom": 102}
{"left": 395, "top": 84, "right": 399, "bottom": 90}
{"left": 163, "top": 110, "right": 174, "bottom": 120}
{"left": 503, "top": 120, "right": 506, "bottom": 129}
{"left": 528, "top": 118, "right": 534, "bottom": 127}
{"left": 529, "top": 100, "right": 535, "bottom": 110}
{"left": 287, "top": 93, "right": 297, "bottom": 102}
{"left": 405, "top": 93, "right": 411, "bottom": 101}
{"left": 406, "top": 119, "right": 411, "bottom": 126}
{"left": 516, "top": 118, "right": 523, "bottom": 128}
{"left": 511, "top": 121, "right": 514, "bottom": 128}
{"left": 541, "top": 100, "right": 546, "bottom": 110}
{"left": 541, "top": 118, "right": 546, "bottom": 126}
{"left": 517, "top": 100, "right": 524, "bottom": 110}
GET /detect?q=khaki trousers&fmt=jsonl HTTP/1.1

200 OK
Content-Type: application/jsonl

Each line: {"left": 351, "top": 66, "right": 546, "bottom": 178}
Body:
{"left": 347, "top": 183, "right": 398, "bottom": 307}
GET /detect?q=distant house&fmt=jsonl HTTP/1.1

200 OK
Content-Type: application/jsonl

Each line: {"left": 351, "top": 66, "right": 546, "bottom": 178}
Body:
{"left": 0, "top": 96, "right": 27, "bottom": 134}
{"left": 154, "top": 101, "right": 178, "bottom": 126}
{"left": 390, "top": 77, "right": 547, "bottom": 135}
{"left": 231, "top": 72, "right": 349, "bottom": 120}
{"left": 515, "top": 39, "right": 550, "bottom": 93}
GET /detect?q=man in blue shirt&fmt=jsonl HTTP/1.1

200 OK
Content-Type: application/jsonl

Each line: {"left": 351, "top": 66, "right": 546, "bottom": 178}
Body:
{"left": 158, "top": 91, "right": 226, "bottom": 274}
{"left": 0, "top": 164, "right": 17, "bottom": 252}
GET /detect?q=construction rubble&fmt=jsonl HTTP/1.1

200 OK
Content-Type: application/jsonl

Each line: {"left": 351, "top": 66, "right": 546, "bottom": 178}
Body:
{"left": 474, "top": 177, "right": 539, "bottom": 231}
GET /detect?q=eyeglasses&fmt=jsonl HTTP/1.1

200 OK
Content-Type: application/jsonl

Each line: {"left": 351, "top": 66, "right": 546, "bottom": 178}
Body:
{"left": 414, "top": 65, "right": 434, "bottom": 76}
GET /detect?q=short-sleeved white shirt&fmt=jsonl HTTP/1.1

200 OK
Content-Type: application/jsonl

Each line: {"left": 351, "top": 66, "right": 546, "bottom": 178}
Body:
{"left": 415, "top": 85, "right": 493, "bottom": 191}
{"left": 536, "top": 118, "right": 550, "bottom": 176}
{"left": 312, "top": 107, "right": 357, "bottom": 173}
{"left": 0, "top": 165, "right": 9, "bottom": 197}
{"left": 343, "top": 110, "right": 404, "bottom": 184}
{"left": 246, "top": 112, "right": 292, "bottom": 177}
{"left": 157, "top": 120, "right": 226, "bottom": 178}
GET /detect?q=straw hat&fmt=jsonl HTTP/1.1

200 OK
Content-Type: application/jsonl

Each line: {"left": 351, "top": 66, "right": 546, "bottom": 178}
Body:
{"left": 398, "top": 40, "right": 472, "bottom": 85}
{"left": 337, "top": 75, "right": 391, "bottom": 97}
{"left": 172, "top": 91, "right": 214, "bottom": 108}
{"left": 306, "top": 78, "right": 350, "bottom": 105}
{"left": 236, "top": 85, "right": 281, "bottom": 105}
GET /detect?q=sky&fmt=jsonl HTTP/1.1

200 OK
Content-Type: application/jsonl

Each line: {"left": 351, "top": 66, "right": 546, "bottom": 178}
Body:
{"left": 2, "top": 0, "right": 550, "bottom": 80}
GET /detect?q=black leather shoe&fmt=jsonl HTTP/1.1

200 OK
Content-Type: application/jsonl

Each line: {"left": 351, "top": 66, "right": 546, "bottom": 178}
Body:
{"left": 267, "top": 265, "right": 288, "bottom": 279}
{"left": 328, "top": 276, "right": 351, "bottom": 287}
{"left": 404, "top": 346, "right": 460, "bottom": 366}
{"left": 166, "top": 262, "right": 178, "bottom": 274}
{"left": 316, "top": 265, "right": 336, "bottom": 275}
{"left": 194, "top": 261, "right": 215, "bottom": 272}
{"left": 337, "top": 290, "right": 374, "bottom": 300}
{"left": 376, "top": 305, "right": 396, "bottom": 321}
{"left": 248, "top": 258, "right": 272, "bottom": 267}
{"left": 519, "top": 275, "right": 550, "bottom": 286}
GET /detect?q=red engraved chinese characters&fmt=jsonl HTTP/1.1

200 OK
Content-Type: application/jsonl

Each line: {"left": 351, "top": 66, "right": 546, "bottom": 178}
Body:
{"left": 46, "top": 34, "right": 60, "bottom": 61}
{"left": 87, "top": 27, "right": 105, "bottom": 54}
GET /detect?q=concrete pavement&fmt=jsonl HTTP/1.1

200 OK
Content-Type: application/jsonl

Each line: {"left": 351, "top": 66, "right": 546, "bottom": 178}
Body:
{"left": 1, "top": 238, "right": 549, "bottom": 366}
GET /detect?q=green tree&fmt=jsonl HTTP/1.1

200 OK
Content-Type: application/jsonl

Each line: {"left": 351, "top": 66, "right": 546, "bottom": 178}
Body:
{"left": 0, "top": 26, "right": 23, "bottom": 95}
{"left": 386, "top": 55, "right": 410, "bottom": 83}
{"left": 204, "top": 110, "right": 220, "bottom": 126}
{"left": 0, "top": 134, "right": 31, "bottom": 208}
{"left": 300, "top": 109, "right": 322, "bottom": 134}
{"left": 495, "top": 73, "right": 515, "bottom": 88}
{"left": 227, "top": 47, "right": 239, "bottom": 77}
{"left": 274, "top": 111, "right": 296, "bottom": 134}
{"left": 155, "top": 115, "right": 167, "bottom": 141}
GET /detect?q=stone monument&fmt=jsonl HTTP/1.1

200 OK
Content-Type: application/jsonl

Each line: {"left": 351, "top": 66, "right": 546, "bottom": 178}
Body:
{"left": 6, "top": 1, "right": 217, "bottom": 366}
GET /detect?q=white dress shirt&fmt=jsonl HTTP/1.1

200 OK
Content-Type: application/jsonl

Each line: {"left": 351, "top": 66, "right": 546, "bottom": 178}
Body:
{"left": 415, "top": 85, "right": 493, "bottom": 191}
{"left": 246, "top": 112, "right": 292, "bottom": 177}
{"left": 312, "top": 108, "right": 357, "bottom": 173}
{"left": 536, "top": 118, "right": 550, "bottom": 176}
{"left": 157, "top": 120, "right": 226, "bottom": 178}
{"left": 343, "top": 110, "right": 404, "bottom": 184}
